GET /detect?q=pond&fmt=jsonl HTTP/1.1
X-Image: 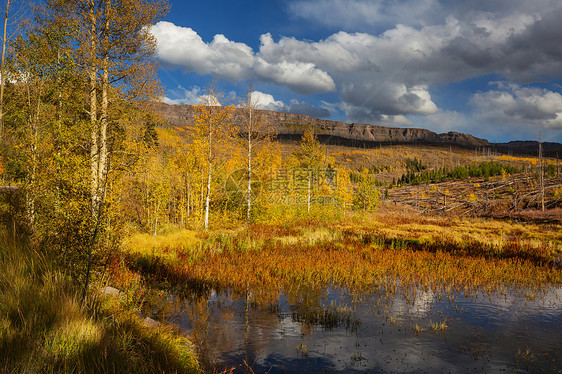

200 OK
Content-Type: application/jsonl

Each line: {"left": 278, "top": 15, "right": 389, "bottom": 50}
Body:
{"left": 160, "top": 284, "right": 562, "bottom": 373}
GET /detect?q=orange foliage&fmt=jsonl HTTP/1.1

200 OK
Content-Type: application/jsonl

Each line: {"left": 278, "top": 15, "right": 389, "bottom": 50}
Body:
{"left": 122, "top": 222, "right": 561, "bottom": 305}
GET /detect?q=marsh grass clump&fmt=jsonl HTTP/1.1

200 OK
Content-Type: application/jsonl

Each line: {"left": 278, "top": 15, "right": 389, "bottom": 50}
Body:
{"left": 291, "top": 303, "right": 359, "bottom": 331}
{"left": 429, "top": 320, "right": 448, "bottom": 332}
{"left": 296, "top": 342, "right": 309, "bottom": 357}
{"left": 515, "top": 346, "right": 538, "bottom": 371}
{"left": 412, "top": 324, "right": 426, "bottom": 335}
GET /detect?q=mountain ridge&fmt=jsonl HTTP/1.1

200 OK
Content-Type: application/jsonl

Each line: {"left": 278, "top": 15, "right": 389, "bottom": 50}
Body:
{"left": 154, "top": 103, "right": 561, "bottom": 156}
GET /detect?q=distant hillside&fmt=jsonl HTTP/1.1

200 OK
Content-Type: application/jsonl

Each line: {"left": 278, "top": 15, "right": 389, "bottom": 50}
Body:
{"left": 494, "top": 141, "right": 562, "bottom": 158}
{"left": 154, "top": 103, "right": 561, "bottom": 156}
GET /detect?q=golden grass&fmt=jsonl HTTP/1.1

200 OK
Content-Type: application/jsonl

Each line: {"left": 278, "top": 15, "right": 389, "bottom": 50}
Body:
{"left": 119, "top": 211, "right": 562, "bottom": 308}
{"left": 44, "top": 316, "right": 102, "bottom": 360}
{"left": 0, "top": 231, "right": 200, "bottom": 374}
{"left": 122, "top": 230, "right": 200, "bottom": 258}
{"left": 364, "top": 209, "right": 561, "bottom": 260}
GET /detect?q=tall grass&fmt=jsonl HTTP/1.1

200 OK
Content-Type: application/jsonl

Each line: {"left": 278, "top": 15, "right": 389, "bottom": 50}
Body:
{"left": 121, "top": 214, "right": 561, "bottom": 308}
{"left": 0, "top": 230, "right": 199, "bottom": 373}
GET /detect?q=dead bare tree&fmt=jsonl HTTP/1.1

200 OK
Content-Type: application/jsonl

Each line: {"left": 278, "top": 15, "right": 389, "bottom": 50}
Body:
{"left": 539, "top": 129, "right": 545, "bottom": 211}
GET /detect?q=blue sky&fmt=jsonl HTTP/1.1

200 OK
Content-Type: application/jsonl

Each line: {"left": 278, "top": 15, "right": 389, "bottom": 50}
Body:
{"left": 152, "top": 0, "right": 562, "bottom": 143}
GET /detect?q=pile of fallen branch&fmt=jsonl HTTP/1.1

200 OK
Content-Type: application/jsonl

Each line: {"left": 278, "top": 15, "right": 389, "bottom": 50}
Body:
{"left": 387, "top": 173, "right": 562, "bottom": 219}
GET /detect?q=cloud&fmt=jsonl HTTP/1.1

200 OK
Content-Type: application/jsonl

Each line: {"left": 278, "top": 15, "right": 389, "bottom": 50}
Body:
{"left": 255, "top": 7, "right": 562, "bottom": 126}
{"left": 163, "top": 86, "right": 222, "bottom": 106}
{"left": 252, "top": 90, "right": 331, "bottom": 118}
{"left": 343, "top": 103, "right": 414, "bottom": 126}
{"left": 162, "top": 86, "right": 203, "bottom": 105}
{"left": 150, "top": 22, "right": 335, "bottom": 95}
{"left": 287, "top": 0, "right": 560, "bottom": 32}
{"left": 470, "top": 83, "right": 562, "bottom": 129}
{"left": 283, "top": 100, "right": 331, "bottom": 118}
{"left": 417, "top": 110, "right": 471, "bottom": 133}
{"left": 165, "top": 87, "right": 330, "bottom": 118}
{"left": 281, "top": 1, "right": 562, "bottom": 85}
{"left": 249, "top": 91, "right": 284, "bottom": 109}
{"left": 150, "top": 22, "right": 253, "bottom": 81}
{"left": 257, "top": 14, "right": 546, "bottom": 85}
{"left": 254, "top": 58, "right": 335, "bottom": 95}
{"left": 287, "top": 0, "right": 440, "bottom": 30}
{"left": 341, "top": 83, "right": 438, "bottom": 116}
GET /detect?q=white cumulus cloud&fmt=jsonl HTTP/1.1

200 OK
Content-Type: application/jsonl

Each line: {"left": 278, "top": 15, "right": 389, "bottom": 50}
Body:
{"left": 470, "top": 83, "right": 562, "bottom": 129}
{"left": 150, "top": 21, "right": 335, "bottom": 95}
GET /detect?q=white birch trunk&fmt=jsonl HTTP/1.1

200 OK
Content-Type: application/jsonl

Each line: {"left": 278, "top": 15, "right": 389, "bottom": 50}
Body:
{"left": 98, "top": 0, "right": 110, "bottom": 208}
{"left": 204, "top": 165, "right": 211, "bottom": 230}
{"left": 307, "top": 171, "right": 311, "bottom": 214}
{"left": 25, "top": 78, "right": 42, "bottom": 233}
{"left": 153, "top": 201, "right": 160, "bottom": 236}
{"left": 88, "top": 0, "right": 99, "bottom": 217}
{"left": 247, "top": 106, "right": 252, "bottom": 223}
{"left": 0, "top": 0, "right": 10, "bottom": 140}
{"left": 204, "top": 125, "right": 212, "bottom": 229}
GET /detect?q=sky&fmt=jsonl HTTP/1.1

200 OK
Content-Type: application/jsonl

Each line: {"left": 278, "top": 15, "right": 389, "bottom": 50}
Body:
{"left": 150, "top": 0, "right": 562, "bottom": 143}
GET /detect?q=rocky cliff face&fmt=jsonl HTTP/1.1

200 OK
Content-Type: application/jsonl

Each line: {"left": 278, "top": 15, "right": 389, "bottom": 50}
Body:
{"left": 154, "top": 103, "right": 490, "bottom": 148}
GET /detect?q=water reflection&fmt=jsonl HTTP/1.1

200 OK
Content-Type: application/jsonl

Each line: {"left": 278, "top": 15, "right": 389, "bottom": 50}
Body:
{"left": 163, "top": 285, "right": 562, "bottom": 373}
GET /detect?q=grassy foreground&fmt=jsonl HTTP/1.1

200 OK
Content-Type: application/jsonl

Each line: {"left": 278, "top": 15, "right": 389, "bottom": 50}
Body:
{"left": 0, "top": 232, "right": 199, "bottom": 374}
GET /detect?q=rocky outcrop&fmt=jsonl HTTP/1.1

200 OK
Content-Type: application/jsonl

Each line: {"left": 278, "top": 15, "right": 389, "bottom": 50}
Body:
{"left": 154, "top": 103, "right": 490, "bottom": 148}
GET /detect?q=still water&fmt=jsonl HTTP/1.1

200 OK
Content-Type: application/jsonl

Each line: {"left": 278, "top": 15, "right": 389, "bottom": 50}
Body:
{"left": 162, "top": 284, "right": 562, "bottom": 373}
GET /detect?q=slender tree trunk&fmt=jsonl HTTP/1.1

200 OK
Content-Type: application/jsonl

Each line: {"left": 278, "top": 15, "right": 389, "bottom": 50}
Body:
{"left": 54, "top": 49, "right": 62, "bottom": 215}
{"left": 98, "top": 56, "right": 108, "bottom": 203}
{"left": 200, "top": 175, "right": 204, "bottom": 220}
{"left": 153, "top": 201, "right": 160, "bottom": 236}
{"left": 88, "top": 0, "right": 99, "bottom": 217}
{"left": 204, "top": 164, "right": 211, "bottom": 230}
{"left": 204, "top": 128, "right": 212, "bottom": 230}
{"left": 0, "top": 0, "right": 15, "bottom": 140}
{"left": 539, "top": 130, "right": 544, "bottom": 212}
{"left": 187, "top": 179, "right": 191, "bottom": 222}
{"left": 25, "top": 79, "right": 43, "bottom": 235}
{"left": 247, "top": 106, "right": 252, "bottom": 223}
{"left": 180, "top": 186, "right": 185, "bottom": 227}
{"left": 26, "top": 126, "right": 37, "bottom": 233}
{"left": 98, "top": 0, "right": 110, "bottom": 208}
{"left": 307, "top": 171, "right": 311, "bottom": 214}
{"left": 0, "top": 0, "right": 10, "bottom": 140}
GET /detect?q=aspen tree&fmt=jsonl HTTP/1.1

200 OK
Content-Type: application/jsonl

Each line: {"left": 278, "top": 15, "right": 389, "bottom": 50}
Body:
{"left": 35, "top": 0, "right": 168, "bottom": 300}
{"left": 193, "top": 84, "right": 233, "bottom": 229}
{"left": 38, "top": 0, "right": 168, "bottom": 217}
{"left": 354, "top": 168, "right": 381, "bottom": 213}
{"left": 9, "top": 17, "right": 74, "bottom": 236}
{"left": 334, "top": 165, "right": 353, "bottom": 211}
{"left": 238, "top": 82, "right": 276, "bottom": 223}
{"left": 291, "top": 130, "right": 325, "bottom": 213}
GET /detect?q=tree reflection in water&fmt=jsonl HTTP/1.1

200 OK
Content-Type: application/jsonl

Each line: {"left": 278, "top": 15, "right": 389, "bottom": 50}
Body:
{"left": 159, "top": 283, "right": 562, "bottom": 373}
